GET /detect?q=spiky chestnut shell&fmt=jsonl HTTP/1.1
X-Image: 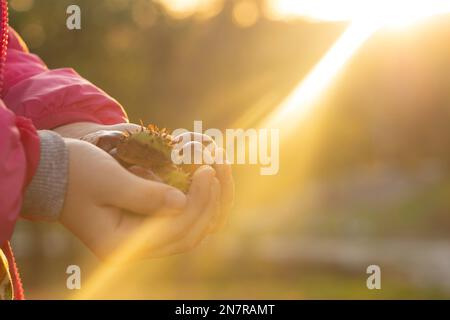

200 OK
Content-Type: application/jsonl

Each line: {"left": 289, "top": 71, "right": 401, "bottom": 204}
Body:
{"left": 158, "top": 165, "right": 191, "bottom": 193}
{"left": 115, "top": 125, "right": 192, "bottom": 193}
{"left": 116, "top": 125, "right": 175, "bottom": 168}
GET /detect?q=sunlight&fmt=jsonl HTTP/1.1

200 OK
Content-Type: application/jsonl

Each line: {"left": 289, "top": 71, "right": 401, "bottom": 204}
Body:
{"left": 267, "top": 0, "right": 450, "bottom": 24}
{"left": 232, "top": 0, "right": 260, "bottom": 28}
{"left": 262, "top": 0, "right": 450, "bottom": 131}
{"left": 73, "top": 218, "right": 171, "bottom": 299}
{"left": 262, "top": 20, "right": 378, "bottom": 131}
{"left": 155, "top": 0, "right": 223, "bottom": 19}
{"left": 265, "top": 0, "right": 366, "bottom": 22}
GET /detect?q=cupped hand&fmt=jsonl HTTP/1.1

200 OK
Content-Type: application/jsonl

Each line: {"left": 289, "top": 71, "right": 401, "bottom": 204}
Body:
{"left": 60, "top": 138, "right": 191, "bottom": 259}
{"left": 173, "top": 132, "right": 234, "bottom": 231}
{"left": 55, "top": 122, "right": 234, "bottom": 231}
{"left": 121, "top": 165, "right": 221, "bottom": 259}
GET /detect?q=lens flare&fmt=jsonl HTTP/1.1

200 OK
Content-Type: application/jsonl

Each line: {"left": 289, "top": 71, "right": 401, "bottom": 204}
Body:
{"left": 262, "top": 21, "right": 378, "bottom": 131}
{"left": 262, "top": 0, "right": 450, "bottom": 133}
{"left": 267, "top": 0, "right": 450, "bottom": 24}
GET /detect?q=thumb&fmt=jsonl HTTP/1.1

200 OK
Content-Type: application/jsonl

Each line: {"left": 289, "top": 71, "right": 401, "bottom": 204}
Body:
{"left": 110, "top": 167, "right": 187, "bottom": 214}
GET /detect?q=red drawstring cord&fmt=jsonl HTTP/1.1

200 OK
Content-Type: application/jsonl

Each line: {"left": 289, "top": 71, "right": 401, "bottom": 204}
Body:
{"left": 2, "top": 243, "right": 24, "bottom": 300}
{"left": 0, "top": 1, "right": 23, "bottom": 300}
{"left": 0, "top": 0, "right": 8, "bottom": 96}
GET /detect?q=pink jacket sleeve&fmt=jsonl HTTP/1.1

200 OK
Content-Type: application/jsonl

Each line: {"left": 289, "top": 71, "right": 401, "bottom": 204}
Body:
{"left": 1, "top": 28, "right": 128, "bottom": 244}
{"left": 2, "top": 28, "right": 128, "bottom": 129}
{"left": 0, "top": 103, "right": 39, "bottom": 245}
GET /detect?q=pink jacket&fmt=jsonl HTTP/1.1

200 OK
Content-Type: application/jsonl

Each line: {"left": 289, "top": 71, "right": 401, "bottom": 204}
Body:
{"left": 1, "top": 2, "right": 128, "bottom": 298}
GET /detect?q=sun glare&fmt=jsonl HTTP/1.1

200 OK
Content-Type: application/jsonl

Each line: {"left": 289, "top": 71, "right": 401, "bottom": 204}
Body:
{"left": 266, "top": 0, "right": 366, "bottom": 22}
{"left": 262, "top": 21, "right": 378, "bottom": 130}
{"left": 155, "top": 0, "right": 224, "bottom": 19}
{"left": 267, "top": 0, "right": 450, "bottom": 24}
{"left": 262, "top": 0, "right": 450, "bottom": 132}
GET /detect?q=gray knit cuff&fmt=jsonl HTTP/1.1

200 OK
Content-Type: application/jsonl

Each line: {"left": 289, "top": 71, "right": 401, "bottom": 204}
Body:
{"left": 21, "top": 130, "right": 69, "bottom": 221}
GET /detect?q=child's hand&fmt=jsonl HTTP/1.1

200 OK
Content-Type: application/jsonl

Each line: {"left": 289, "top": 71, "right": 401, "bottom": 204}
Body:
{"left": 131, "top": 165, "right": 221, "bottom": 258}
{"left": 173, "top": 132, "right": 234, "bottom": 231}
{"left": 54, "top": 122, "right": 141, "bottom": 139}
{"left": 61, "top": 138, "right": 217, "bottom": 259}
{"left": 55, "top": 122, "right": 234, "bottom": 231}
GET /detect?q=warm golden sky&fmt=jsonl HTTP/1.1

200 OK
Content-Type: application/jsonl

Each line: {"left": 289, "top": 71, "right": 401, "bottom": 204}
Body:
{"left": 157, "top": 0, "right": 450, "bottom": 25}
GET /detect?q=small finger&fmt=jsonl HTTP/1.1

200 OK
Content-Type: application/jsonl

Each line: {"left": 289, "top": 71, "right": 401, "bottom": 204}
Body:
{"left": 131, "top": 165, "right": 216, "bottom": 258}
{"left": 150, "top": 176, "right": 221, "bottom": 257}
{"left": 151, "top": 165, "right": 216, "bottom": 245}
{"left": 81, "top": 130, "right": 125, "bottom": 151}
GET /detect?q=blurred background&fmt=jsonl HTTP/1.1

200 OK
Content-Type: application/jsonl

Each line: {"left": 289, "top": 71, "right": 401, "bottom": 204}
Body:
{"left": 9, "top": 0, "right": 450, "bottom": 299}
